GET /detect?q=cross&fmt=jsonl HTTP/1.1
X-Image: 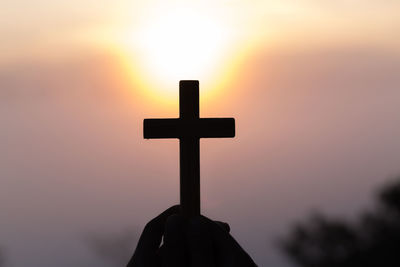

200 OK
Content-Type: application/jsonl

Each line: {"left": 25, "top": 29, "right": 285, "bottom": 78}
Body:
{"left": 143, "top": 80, "right": 235, "bottom": 217}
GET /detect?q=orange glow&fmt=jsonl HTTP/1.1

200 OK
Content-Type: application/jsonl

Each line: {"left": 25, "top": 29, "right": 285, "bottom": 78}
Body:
{"left": 115, "top": 41, "right": 251, "bottom": 112}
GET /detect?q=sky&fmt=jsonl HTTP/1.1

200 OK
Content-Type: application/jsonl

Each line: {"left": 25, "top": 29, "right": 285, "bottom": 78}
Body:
{"left": 1, "top": 0, "right": 400, "bottom": 266}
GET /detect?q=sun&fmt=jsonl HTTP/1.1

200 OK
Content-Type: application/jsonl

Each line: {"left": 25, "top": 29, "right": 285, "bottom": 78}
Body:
{"left": 138, "top": 8, "right": 225, "bottom": 79}
{"left": 127, "top": 5, "right": 234, "bottom": 100}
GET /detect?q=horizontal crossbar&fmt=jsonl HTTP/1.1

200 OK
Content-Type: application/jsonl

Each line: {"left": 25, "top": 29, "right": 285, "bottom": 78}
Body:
{"left": 143, "top": 118, "right": 235, "bottom": 139}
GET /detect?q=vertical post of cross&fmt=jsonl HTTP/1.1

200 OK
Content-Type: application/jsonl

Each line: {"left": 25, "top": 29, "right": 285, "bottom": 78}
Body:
{"left": 179, "top": 80, "right": 200, "bottom": 217}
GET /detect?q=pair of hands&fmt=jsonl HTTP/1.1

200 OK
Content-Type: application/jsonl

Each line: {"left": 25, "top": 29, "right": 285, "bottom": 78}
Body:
{"left": 127, "top": 206, "right": 256, "bottom": 267}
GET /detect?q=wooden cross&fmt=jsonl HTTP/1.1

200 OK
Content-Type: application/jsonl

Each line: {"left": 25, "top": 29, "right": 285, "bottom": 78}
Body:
{"left": 143, "top": 80, "right": 235, "bottom": 217}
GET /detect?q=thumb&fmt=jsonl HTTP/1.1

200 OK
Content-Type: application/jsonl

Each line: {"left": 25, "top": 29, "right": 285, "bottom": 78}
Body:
{"left": 128, "top": 205, "right": 180, "bottom": 267}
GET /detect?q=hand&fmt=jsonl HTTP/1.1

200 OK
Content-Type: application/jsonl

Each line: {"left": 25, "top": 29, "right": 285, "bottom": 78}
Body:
{"left": 127, "top": 206, "right": 257, "bottom": 267}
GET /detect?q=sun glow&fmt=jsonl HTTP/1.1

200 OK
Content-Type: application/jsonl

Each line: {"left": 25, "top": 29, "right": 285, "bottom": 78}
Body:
{"left": 126, "top": 5, "right": 237, "bottom": 100}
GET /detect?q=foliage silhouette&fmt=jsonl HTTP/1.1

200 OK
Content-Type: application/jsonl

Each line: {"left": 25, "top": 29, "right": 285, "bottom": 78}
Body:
{"left": 280, "top": 178, "right": 400, "bottom": 267}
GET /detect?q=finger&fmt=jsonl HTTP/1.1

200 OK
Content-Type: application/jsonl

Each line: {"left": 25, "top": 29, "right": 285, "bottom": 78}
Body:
{"left": 162, "top": 214, "right": 187, "bottom": 267}
{"left": 187, "top": 216, "right": 216, "bottom": 267}
{"left": 200, "top": 216, "right": 255, "bottom": 266}
{"left": 128, "top": 205, "right": 180, "bottom": 266}
{"left": 199, "top": 216, "right": 233, "bottom": 250}
{"left": 138, "top": 205, "right": 180, "bottom": 252}
{"left": 214, "top": 221, "right": 230, "bottom": 233}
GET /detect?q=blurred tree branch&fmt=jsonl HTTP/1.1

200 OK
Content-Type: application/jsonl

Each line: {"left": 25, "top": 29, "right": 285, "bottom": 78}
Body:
{"left": 280, "top": 177, "right": 400, "bottom": 267}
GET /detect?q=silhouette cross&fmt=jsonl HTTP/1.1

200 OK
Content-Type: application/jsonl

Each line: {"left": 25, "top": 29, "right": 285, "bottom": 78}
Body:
{"left": 144, "top": 80, "right": 235, "bottom": 217}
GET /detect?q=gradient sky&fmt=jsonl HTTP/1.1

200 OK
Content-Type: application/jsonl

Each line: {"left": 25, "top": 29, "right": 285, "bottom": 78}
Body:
{"left": 1, "top": 1, "right": 400, "bottom": 266}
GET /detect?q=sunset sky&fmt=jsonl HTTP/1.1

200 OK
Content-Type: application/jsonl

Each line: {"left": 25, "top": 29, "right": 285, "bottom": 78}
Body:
{"left": 1, "top": 0, "right": 400, "bottom": 266}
